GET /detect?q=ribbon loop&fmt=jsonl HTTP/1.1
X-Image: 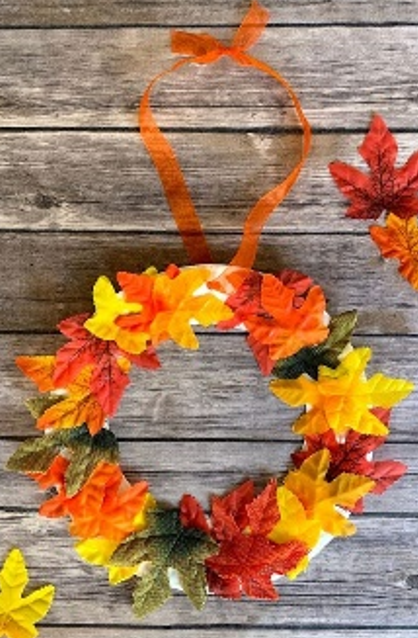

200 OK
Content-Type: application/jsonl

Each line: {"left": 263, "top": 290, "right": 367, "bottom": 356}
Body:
{"left": 139, "top": 1, "right": 311, "bottom": 269}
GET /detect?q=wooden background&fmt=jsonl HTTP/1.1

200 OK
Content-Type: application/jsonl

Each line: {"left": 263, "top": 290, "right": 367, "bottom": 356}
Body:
{"left": 1, "top": 1, "right": 418, "bottom": 636}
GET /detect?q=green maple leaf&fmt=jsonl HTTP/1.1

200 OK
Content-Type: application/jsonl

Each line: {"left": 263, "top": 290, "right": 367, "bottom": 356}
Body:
{"left": 111, "top": 508, "right": 218, "bottom": 618}
{"left": 6, "top": 424, "right": 119, "bottom": 496}
{"left": 273, "top": 311, "right": 358, "bottom": 380}
{"left": 63, "top": 425, "right": 120, "bottom": 495}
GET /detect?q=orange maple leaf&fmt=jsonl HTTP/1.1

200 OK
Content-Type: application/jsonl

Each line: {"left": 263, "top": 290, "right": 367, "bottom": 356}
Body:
{"left": 37, "top": 367, "right": 106, "bottom": 435}
{"left": 119, "top": 266, "right": 233, "bottom": 350}
{"left": 245, "top": 274, "right": 328, "bottom": 361}
{"left": 16, "top": 355, "right": 56, "bottom": 392}
{"left": 370, "top": 213, "right": 418, "bottom": 290}
{"left": 39, "top": 461, "right": 149, "bottom": 542}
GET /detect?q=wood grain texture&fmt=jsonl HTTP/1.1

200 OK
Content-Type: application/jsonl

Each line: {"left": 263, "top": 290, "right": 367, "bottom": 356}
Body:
{"left": 1, "top": 231, "right": 417, "bottom": 334}
{"left": 0, "top": 512, "right": 417, "bottom": 627}
{"left": 1, "top": 334, "right": 417, "bottom": 442}
{"left": 1, "top": 1, "right": 418, "bottom": 636}
{"left": 2, "top": 131, "right": 418, "bottom": 234}
{"left": 0, "top": 0, "right": 416, "bottom": 27}
{"left": 0, "top": 26, "right": 417, "bottom": 128}
{"left": 1, "top": 438, "right": 417, "bottom": 513}
{"left": 35, "top": 631, "right": 418, "bottom": 638}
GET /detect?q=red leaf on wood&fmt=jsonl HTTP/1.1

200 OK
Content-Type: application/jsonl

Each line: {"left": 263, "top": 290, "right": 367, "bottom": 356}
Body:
{"left": 210, "top": 481, "right": 254, "bottom": 541}
{"left": 206, "top": 536, "right": 305, "bottom": 600}
{"left": 330, "top": 114, "right": 418, "bottom": 220}
{"left": 54, "top": 314, "right": 159, "bottom": 416}
{"left": 179, "top": 494, "right": 210, "bottom": 533}
{"left": 246, "top": 480, "right": 279, "bottom": 535}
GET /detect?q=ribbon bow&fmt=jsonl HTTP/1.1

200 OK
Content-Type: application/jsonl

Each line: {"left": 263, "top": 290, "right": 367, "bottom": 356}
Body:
{"left": 139, "top": 1, "right": 311, "bottom": 268}
{"left": 171, "top": 0, "right": 269, "bottom": 65}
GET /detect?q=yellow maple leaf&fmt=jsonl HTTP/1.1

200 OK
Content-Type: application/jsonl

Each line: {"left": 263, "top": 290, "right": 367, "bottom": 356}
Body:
{"left": 84, "top": 276, "right": 147, "bottom": 354}
{"left": 0, "top": 548, "right": 55, "bottom": 638}
{"left": 37, "top": 366, "right": 105, "bottom": 435}
{"left": 370, "top": 213, "right": 418, "bottom": 290}
{"left": 269, "top": 486, "right": 322, "bottom": 549}
{"left": 270, "top": 347, "right": 413, "bottom": 436}
{"left": 149, "top": 267, "right": 233, "bottom": 349}
{"left": 75, "top": 537, "right": 137, "bottom": 585}
{"left": 270, "top": 449, "right": 374, "bottom": 552}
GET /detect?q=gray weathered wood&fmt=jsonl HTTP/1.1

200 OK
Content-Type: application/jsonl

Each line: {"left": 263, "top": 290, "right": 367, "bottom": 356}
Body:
{"left": 1, "top": 334, "right": 417, "bottom": 441}
{"left": 0, "top": 1, "right": 417, "bottom": 27}
{"left": 2, "top": 131, "right": 418, "bottom": 234}
{"left": 1, "top": 3, "right": 418, "bottom": 637}
{"left": 35, "top": 631, "right": 418, "bottom": 638}
{"left": 1, "top": 438, "right": 417, "bottom": 513}
{"left": 0, "top": 27, "right": 418, "bottom": 128}
{"left": 0, "top": 512, "right": 417, "bottom": 627}
{"left": 1, "top": 231, "right": 417, "bottom": 333}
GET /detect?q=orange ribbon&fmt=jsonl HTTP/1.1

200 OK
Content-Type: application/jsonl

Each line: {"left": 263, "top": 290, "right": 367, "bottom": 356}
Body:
{"left": 139, "top": 0, "right": 311, "bottom": 269}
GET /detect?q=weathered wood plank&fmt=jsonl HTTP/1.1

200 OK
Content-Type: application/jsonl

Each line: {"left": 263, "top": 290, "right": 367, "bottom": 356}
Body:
{"left": 0, "top": 1, "right": 416, "bottom": 27}
{"left": 1, "top": 335, "right": 417, "bottom": 441}
{"left": 1, "top": 232, "right": 417, "bottom": 334}
{"left": 0, "top": 512, "right": 417, "bottom": 627}
{"left": 3, "top": 131, "right": 418, "bottom": 234}
{"left": 36, "top": 630, "right": 418, "bottom": 638}
{"left": 0, "top": 27, "right": 417, "bottom": 128}
{"left": 1, "top": 438, "right": 417, "bottom": 513}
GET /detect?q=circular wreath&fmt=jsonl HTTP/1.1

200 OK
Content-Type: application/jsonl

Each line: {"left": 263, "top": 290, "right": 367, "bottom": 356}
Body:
{"left": 7, "top": 262, "right": 413, "bottom": 618}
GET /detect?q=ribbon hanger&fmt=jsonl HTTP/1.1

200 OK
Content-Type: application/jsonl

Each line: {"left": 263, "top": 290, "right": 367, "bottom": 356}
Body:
{"left": 139, "top": 0, "right": 311, "bottom": 269}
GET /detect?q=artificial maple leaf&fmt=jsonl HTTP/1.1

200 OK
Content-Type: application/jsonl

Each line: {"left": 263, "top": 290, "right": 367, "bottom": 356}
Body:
{"left": 37, "top": 367, "right": 106, "bottom": 435}
{"left": 210, "top": 480, "right": 255, "bottom": 541}
{"left": 7, "top": 425, "right": 120, "bottom": 496}
{"left": 268, "top": 486, "right": 323, "bottom": 552}
{"left": 16, "top": 356, "right": 56, "bottom": 392}
{"left": 291, "top": 424, "right": 406, "bottom": 506}
{"left": 370, "top": 213, "right": 418, "bottom": 290}
{"left": 206, "top": 534, "right": 306, "bottom": 600}
{"left": 29, "top": 455, "right": 70, "bottom": 491}
{"left": 54, "top": 313, "right": 132, "bottom": 415}
{"left": 75, "top": 491, "right": 156, "bottom": 585}
{"left": 39, "top": 461, "right": 149, "bottom": 542}
{"left": 248, "top": 276, "right": 328, "bottom": 369}
{"left": 0, "top": 548, "right": 55, "bottom": 638}
{"left": 270, "top": 347, "right": 413, "bottom": 436}
{"left": 246, "top": 480, "right": 280, "bottom": 536}
{"left": 279, "top": 449, "right": 375, "bottom": 538}
{"left": 330, "top": 114, "right": 418, "bottom": 220}
{"left": 75, "top": 537, "right": 138, "bottom": 585}
{"left": 84, "top": 276, "right": 147, "bottom": 354}
{"left": 111, "top": 507, "right": 218, "bottom": 618}
{"left": 216, "top": 270, "right": 328, "bottom": 374}
{"left": 273, "top": 311, "right": 358, "bottom": 380}
{"left": 147, "top": 267, "right": 233, "bottom": 350}
{"left": 179, "top": 494, "right": 210, "bottom": 533}
{"left": 206, "top": 480, "right": 304, "bottom": 599}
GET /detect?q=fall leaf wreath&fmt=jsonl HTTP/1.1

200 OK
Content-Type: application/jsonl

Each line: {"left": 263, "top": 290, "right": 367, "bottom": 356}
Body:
{"left": 6, "top": 1, "right": 415, "bottom": 622}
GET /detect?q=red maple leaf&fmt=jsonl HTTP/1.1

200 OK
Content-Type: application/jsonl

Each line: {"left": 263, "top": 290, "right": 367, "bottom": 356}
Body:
{"left": 179, "top": 494, "right": 210, "bottom": 534}
{"left": 206, "top": 480, "right": 306, "bottom": 599}
{"left": 329, "top": 114, "right": 418, "bottom": 220}
{"left": 206, "top": 535, "right": 305, "bottom": 600}
{"left": 54, "top": 313, "right": 159, "bottom": 415}
{"left": 246, "top": 480, "right": 279, "bottom": 535}
{"left": 210, "top": 480, "right": 254, "bottom": 541}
